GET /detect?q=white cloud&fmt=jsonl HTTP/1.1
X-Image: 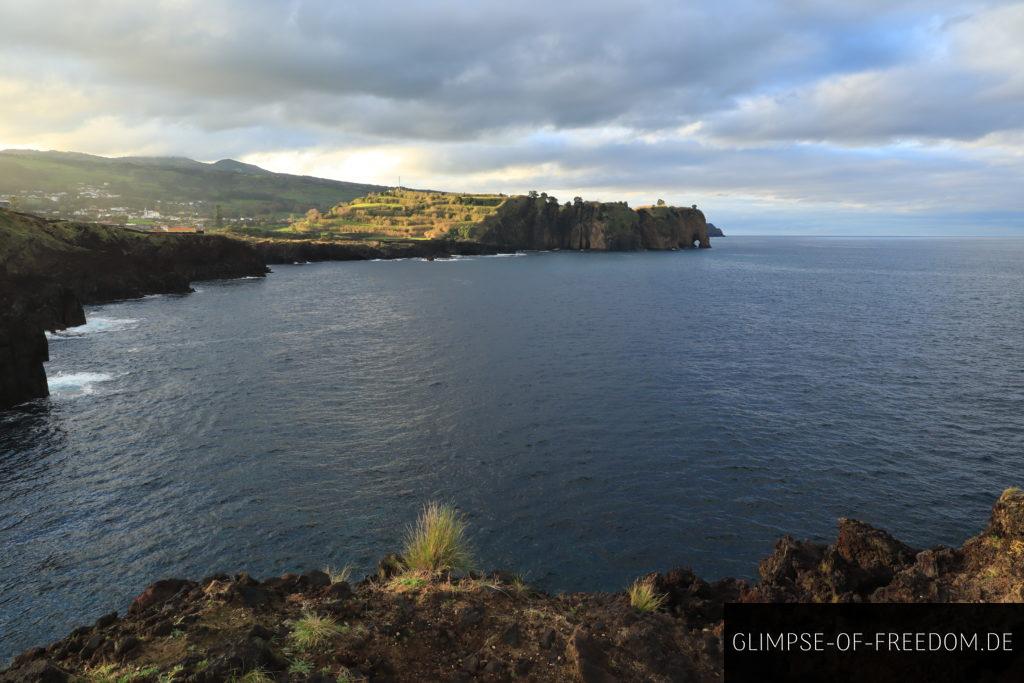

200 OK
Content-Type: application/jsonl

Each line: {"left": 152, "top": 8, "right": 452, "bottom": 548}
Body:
{"left": 707, "top": 3, "right": 1024, "bottom": 145}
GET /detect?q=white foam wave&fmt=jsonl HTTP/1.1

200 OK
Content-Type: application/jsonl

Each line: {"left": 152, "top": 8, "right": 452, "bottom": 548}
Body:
{"left": 47, "top": 317, "right": 138, "bottom": 339}
{"left": 47, "top": 372, "right": 114, "bottom": 396}
{"left": 369, "top": 252, "right": 527, "bottom": 263}
{"left": 438, "top": 252, "right": 527, "bottom": 261}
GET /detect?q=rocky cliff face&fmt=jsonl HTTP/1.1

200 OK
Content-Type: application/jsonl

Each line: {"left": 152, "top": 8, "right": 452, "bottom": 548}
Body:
{"left": 0, "top": 209, "right": 267, "bottom": 409}
{"left": 0, "top": 279, "right": 84, "bottom": 411}
{"left": 476, "top": 196, "right": 711, "bottom": 251}
{"left": 706, "top": 223, "right": 724, "bottom": 237}
{"left": 248, "top": 237, "right": 501, "bottom": 264}
{"left": 4, "top": 490, "right": 1022, "bottom": 682}
{"left": 742, "top": 487, "right": 1024, "bottom": 604}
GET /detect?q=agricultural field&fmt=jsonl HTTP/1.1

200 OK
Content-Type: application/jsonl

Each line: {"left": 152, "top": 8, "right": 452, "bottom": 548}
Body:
{"left": 285, "top": 189, "right": 508, "bottom": 240}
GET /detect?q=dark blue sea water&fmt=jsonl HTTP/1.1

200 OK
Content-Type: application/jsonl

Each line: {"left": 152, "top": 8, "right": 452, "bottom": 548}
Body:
{"left": 2, "top": 236, "right": 1023, "bottom": 659}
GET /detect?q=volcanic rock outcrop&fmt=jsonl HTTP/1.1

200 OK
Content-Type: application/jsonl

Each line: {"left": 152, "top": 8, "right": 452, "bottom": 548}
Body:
{"left": 476, "top": 195, "right": 711, "bottom": 251}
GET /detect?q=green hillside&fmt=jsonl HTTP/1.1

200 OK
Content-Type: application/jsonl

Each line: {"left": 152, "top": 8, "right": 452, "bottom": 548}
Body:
{"left": 282, "top": 188, "right": 508, "bottom": 240}
{"left": 0, "top": 150, "right": 386, "bottom": 226}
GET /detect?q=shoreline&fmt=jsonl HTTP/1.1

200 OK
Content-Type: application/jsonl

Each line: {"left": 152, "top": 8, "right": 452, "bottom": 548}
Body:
{"left": 0, "top": 208, "right": 711, "bottom": 411}
{"left": 3, "top": 489, "right": 1022, "bottom": 681}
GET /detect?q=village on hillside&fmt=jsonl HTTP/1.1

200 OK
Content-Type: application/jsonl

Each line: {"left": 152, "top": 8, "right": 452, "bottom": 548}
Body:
{"left": 0, "top": 184, "right": 268, "bottom": 233}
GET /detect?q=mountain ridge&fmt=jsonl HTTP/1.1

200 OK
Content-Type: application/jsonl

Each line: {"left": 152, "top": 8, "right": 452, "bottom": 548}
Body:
{"left": 0, "top": 150, "right": 388, "bottom": 223}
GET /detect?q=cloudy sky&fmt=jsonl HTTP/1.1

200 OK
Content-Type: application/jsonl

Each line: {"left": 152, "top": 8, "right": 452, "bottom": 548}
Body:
{"left": 1, "top": 0, "right": 1022, "bottom": 234}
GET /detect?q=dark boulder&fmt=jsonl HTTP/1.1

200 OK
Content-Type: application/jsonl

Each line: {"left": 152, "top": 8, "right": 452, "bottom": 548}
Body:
{"left": 93, "top": 612, "right": 118, "bottom": 629}
{"left": 302, "top": 570, "right": 331, "bottom": 589}
{"left": 324, "top": 581, "right": 353, "bottom": 600}
{"left": 376, "top": 554, "right": 405, "bottom": 581}
{"left": 129, "top": 579, "right": 196, "bottom": 615}
{"left": 0, "top": 660, "right": 69, "bottom": 683}
{"left": 987, "top": 487, "right": 1024, "bottom": 539}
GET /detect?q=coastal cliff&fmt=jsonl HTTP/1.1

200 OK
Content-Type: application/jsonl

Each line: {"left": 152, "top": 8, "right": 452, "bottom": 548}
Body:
{"left": 246, "top": 237, "right": 501, "bottom": 265}
{"left": 1, "top": 200, "right": 716, "bottom": 410}
{"left": 476, "top": 196, "right": 711, "bottom": 251}
{"left": 4, "top": 489, "right": 1023, "bottom": 682}
{"left": 0, "top": 209, "right": 267, "bottom": 409}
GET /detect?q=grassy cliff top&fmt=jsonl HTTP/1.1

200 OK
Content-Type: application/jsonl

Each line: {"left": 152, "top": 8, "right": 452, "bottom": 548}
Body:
{"left": 282, "top": 188, "right": 509, "bottom": 240}
{"left": 0, "top": 209, "right": 131, "bottom": 276}
{"left": 0, "top": 208, "right": 252, "bottom": 280}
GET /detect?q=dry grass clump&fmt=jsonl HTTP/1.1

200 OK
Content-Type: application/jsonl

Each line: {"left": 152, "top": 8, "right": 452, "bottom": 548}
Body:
{"left": 85, "top": 664, "right": 161, "bottom": 683}
{"left": 228, "top": 670, "right": 275, "bottom": 683}
{"left": 402, "top": 502, "right": 473, "bottom": 574}
{"left": 323, "top": 564, "right": 354, "bottom": 584}
{"left": 290, "top": 611, "right": 345, "bottom": 650}
{"left": 627, "top": 576, "right": 667, "bottom": 612}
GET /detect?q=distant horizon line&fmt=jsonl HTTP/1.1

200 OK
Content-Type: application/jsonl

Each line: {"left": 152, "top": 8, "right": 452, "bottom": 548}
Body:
{"left": 3, "top": 148, "right": 1022, "bottom": 236}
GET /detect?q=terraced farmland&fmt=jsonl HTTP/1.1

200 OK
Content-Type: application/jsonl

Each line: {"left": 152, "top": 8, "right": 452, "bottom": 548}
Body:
{"left": 286, "top": 188, "right": 508, "bottom": 240}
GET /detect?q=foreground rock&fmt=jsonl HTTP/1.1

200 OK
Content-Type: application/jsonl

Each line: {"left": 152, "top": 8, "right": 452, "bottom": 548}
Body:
{"left": 743, "top": 488, "right": 1024, "bottom": 604}
{"left": 4, "top": 489, "right": 1023, "bottom": 682}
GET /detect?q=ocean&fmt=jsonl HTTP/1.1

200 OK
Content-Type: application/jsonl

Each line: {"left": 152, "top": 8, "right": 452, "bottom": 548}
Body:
{"left": 2, "top": 236, "right": 1022, "bottom": 659}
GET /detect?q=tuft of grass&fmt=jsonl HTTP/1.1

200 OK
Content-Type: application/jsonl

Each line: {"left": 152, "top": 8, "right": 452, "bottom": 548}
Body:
{"left": 157, "top": 665, "right": 184, "bottom": 683}
{"left": 84, "top": 664, "right": 162, "bottom": 683}
{"left": 402, "top": 502, "right": 473, "bottom": 574}
{"left": 227, "top": 669, "right": 275, "bottom": 683}
{"left": 509, "top": 573, "right": 530, "bottom": 596}
{"left": 84, "top": 664, "right": 120, "bottom": 683}
{"left": 324, "top": 564, "right": 354, "bottom": 584}
{"left": 388, "top": 571, "right": 430, "bottom": 592}
{"left": 627, "top": 576, "right": 667, "bottom": 613}
{"left": 288, "top": 659, "right": 313, "bottom": 676}
{"left": 290, "top": 611, "right": 344, "bottom": 650}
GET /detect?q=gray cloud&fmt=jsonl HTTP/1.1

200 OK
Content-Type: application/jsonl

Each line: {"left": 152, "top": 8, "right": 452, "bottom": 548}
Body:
{"left": 2, "top": 0, "right": 1004, "bottom": 140}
